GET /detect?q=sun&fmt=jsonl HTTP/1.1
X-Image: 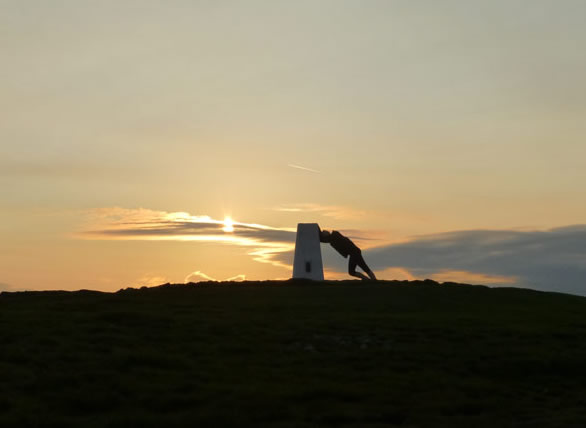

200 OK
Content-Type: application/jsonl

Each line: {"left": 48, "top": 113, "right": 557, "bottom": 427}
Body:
{"left": 222, "top": 216, "right": 234, "bottom": 233}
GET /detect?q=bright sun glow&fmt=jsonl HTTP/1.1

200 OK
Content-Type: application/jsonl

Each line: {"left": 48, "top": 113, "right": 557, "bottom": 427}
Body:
{"left": 222, "top": 216, "right": 234, "bottom": 233}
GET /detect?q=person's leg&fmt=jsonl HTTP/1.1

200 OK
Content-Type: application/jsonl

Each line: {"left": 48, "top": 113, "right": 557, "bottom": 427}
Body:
{"left": 355, "top": 252, "right": 377, "bottom": 281}
{"left": 348, "top": 253, "right": 370, "bottom": 280}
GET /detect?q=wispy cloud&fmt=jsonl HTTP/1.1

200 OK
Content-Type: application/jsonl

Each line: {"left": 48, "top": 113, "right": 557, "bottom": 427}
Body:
{"left": 287, "top": 164, "right": 322, "bottom": 174}
{"left": 184, "top": 271, "right": 218, "bottom": 282}
{"left": 274, "top": 203, "right": 367, "bottom": 221}
{"left": 184, "top": 271, "right": 246, "bottom": 282}
{"left": 136, "top": 274, "right": 169, "bottom": 287}
{"left": 428, "top": 270, "right": 517, "bottom": 285}
{"left": 226, "top": 274, "right": 246, "bottom": 282}
{"left": 78, "top": 207, "right": 296, "bottom": 269}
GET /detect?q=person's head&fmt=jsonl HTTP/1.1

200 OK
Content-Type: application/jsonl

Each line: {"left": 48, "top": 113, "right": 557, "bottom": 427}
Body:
{"left": 320, "top": 230, "right": 331, "bottom": 240}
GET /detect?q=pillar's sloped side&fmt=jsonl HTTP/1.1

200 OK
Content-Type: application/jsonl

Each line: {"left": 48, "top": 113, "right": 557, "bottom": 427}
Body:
{"left": 292, "top": 223, "right": 324, "bottom": 280}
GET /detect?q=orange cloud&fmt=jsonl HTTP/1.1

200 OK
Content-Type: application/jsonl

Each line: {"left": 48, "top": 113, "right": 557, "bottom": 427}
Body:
{"left": 78, "top": 207, "right": 295, "bottom": 270}
{"left": 136, "top": 274, "right": 170, "bottom": 287}
{"left": 274, "top": 203, "right": 368, "bottom": 221}
{"left": 374, "top": 267, "right": 416, "bottom": 281}
{"left": 184, "top": 271, "right": 247, "bottom": 283}
{"left": 429, "top": 270, "right": 517, "bottom": 285}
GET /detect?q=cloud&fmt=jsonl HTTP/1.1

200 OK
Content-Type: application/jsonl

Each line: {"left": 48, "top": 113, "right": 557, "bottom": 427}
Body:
{"left": 274, "top": 203, "right": 368, "bottom": 221}
{"left": 184, "top": 271, "right": 218, "bottom": 282}
{"left": 375, "top": 267, "right": 416, "bottom": 281}
{"left": 184, "top": 271, "right": 246, "bottom": 283}
{"left": 287, "top": 164, "right": 321, "bottom": 174}
{"left": 80, "top": 207, "right": 295, "bottom": 241}
{"left": 136, "top": 275, "right": 169, "bottom": 287}
{"left": 362, "top": 225, "right": 586, "bottom": 295}
{"left": 78, "top": 207, "right": 296, "bottom": 269}
{"left": 226, "top": 274, "right": 246, "bottom": 282}
{"left": 428, "top": 270, "right": 516, "bottom": 285}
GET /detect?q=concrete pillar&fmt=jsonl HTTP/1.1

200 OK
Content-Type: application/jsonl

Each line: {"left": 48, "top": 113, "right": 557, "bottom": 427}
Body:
{"left": 292, "top": 223, "right": 324, "bottom": 280}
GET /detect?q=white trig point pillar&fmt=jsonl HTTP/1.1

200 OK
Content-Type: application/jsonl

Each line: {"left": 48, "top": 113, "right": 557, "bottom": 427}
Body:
{"left": 292, "top": 223, "right": 324, "bottom": 280}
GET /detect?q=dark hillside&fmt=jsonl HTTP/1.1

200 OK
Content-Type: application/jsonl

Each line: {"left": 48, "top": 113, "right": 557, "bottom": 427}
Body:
{"left": 1, "top": 280, "right": 586, "bottom": 427}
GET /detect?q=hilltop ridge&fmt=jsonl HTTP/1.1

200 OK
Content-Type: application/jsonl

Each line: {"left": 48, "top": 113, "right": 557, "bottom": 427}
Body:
{"left": 1, "top": 280, "right": 585, "bottom": 427}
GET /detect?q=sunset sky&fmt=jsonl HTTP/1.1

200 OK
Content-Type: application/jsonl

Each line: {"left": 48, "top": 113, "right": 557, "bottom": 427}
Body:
{"left": 2, "top": 1, "right": 585, "bottom": 294}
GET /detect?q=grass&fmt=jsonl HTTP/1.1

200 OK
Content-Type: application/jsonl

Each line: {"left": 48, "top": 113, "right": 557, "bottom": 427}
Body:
{"left": 1, "top": 280, "right": 586, "bottom": 427}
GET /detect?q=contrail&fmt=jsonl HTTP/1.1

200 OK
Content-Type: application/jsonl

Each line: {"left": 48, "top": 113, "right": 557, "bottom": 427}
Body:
{"left": 287, "top": 164, "right": 322, "bottom": 174}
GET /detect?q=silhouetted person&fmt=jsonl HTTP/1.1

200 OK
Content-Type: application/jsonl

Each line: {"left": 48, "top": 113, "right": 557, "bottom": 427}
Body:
{"left": 319, "top": 228, "right": 377, "bottom": 281}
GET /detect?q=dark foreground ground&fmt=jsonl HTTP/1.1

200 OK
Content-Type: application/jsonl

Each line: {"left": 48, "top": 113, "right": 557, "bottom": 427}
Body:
{"left": 1, "top": 280, "right": 586, "bottom": 427}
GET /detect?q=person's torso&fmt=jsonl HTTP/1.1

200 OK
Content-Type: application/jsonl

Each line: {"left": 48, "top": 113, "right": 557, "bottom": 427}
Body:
{"left": 329, "top": 231, "right": 359, "bottom": 258}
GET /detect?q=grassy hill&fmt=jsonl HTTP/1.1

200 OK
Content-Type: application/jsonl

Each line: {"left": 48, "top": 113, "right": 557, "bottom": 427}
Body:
{"left": 1, "top": 280, "right": 586, "bottom": 427}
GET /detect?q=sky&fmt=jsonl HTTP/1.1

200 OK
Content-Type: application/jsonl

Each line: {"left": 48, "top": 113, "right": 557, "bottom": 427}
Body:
{"left": 1, "top": 0, "right": 585, "bottom": 294}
